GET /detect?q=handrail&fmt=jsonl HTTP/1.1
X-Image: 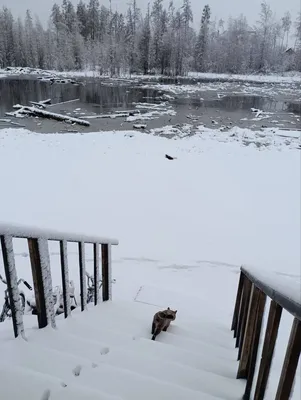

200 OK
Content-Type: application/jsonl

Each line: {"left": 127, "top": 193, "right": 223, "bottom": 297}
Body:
{"left": 231, "top": 266, "right": 301, "bottom": 400}
{"left": 0, "top": 223, "right": 118, "bottom": 339}
{"left": 241, "top": 265, "right": 301, "bottom": 321}
{"left": 0, "top": 222, "right": 119, "bottom": 245}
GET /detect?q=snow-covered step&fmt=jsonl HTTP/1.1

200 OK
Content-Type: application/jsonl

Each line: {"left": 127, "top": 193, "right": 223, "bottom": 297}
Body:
{"left": 75, "top": 358, "right": 224, "bottom": 400}
{"left": 1, "top": 330, "right": 239, "bottom": 399}
{"left": 55, "top": 309, "right": 236, "bottom": 362}
{"left": 68, "top": 303, "right": 236, "bottom": 356}
{"left": 88, "top": 299, "right": 234, "bottom": 344}
{"left": 26, "top": 326, "right": 114, "bottom": 361}
{"left": 97, "top": 345, "right": 245, "bottom": 400}
{"left": 126, "top": 337, "right": 238, "bottom": 378}
{"left": 1, "top": 338, "right": 101, "bottom": 382}
{"left": 0, "top": 363, "right": 123, "bottom": 400}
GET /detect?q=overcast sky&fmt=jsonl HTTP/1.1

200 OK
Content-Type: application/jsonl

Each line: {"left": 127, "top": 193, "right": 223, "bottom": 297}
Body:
{"left": 0, "top": 0, "right": 300, "bottom": 28}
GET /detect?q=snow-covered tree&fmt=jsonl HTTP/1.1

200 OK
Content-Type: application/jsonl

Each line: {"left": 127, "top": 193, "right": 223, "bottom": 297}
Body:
{"left": 0, "top": 2, "right": 298, "bottom": 75}
{"left": 195, "top": 5, "right": 211, "bottom": 72}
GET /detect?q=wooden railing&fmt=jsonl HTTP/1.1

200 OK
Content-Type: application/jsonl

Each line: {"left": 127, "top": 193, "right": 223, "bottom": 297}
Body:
{"left": 0, "top": 223, "right": 118, "bottom": 339}
{"left": 232, "top": 266, "right": 301, "bottom": 400}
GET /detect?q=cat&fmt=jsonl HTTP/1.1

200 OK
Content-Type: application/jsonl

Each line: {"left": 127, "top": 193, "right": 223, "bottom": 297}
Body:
{"left": 151, "top": 307, "right": 177, "bottom": 340}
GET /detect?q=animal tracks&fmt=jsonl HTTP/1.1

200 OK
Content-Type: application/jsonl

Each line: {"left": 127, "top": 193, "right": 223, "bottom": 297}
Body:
{"left": 72, "top": 364, "right": 82, "bottom": 377}
{"left": 100, "top": 346, "right": 110, "bottom": 355}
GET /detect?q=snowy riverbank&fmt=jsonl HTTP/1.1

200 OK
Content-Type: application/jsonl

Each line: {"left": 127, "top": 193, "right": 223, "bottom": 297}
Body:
{"left": 1, "top": 66, "right": 301, "bottom": 84}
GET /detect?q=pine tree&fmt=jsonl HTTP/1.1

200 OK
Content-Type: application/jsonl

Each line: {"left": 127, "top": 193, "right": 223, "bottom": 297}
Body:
{"left": 139, "top": 3, "right": 151, "bottom": 74}
{"left": 195, "top": 5, "right": 211, "bottom": 72}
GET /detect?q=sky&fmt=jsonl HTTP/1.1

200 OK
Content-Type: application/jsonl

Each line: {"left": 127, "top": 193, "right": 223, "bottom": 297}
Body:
{"left": 0, "top": 0, "right": 300, "bottom": 29}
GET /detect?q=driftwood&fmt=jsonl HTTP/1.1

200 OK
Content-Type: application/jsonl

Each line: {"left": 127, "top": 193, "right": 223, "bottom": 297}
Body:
{"left": 85, "top": 110, "right": 140, "bottom": 120}
{"left": 11, "top": 105, "right": 90, "bottom": 126}
{"left": 48, "top": 98, "right": 80, "bottom": 108}
{"left": 133, "top": 124, "right": 147, "bottom": 129}
{"left": 29, "top": 99, "right": 51, "bottom": 109}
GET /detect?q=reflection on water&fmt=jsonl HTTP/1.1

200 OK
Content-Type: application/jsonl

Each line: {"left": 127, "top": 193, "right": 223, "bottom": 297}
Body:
{"left": 0, "top": 78, "right": 300, "bottom": 117}
{"left": 174, "top": 95, "right": 301, "bottom": 114}
{"left": 0, "top": 78, "right": 161, "bottom": 116}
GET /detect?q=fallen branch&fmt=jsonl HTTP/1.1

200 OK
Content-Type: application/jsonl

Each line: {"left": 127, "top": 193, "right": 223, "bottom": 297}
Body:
{"left": 85, "top": 110, "right": 140, "bottom": 120}
{"left": 48, "top": 98, "right": 80, "bottom": 108}
{"left": 12, "top": 105, "right": 90, "bottom": 126}
{"left": 133, "top": 124, "right": 147, "bottom": 129}
{"left": 29, "top": 99, "right": 51, "bottom": 109}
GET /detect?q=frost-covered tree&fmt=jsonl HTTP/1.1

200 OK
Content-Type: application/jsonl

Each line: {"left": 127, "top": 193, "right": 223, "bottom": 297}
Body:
{"left": 0, "top": 2, "right": 298, "bottom": 75}
{"left": 195, "top": 5, "right": 211, "bottom": 71}
{"left": 139, "top": 4, "right": 151, "bottom": 74}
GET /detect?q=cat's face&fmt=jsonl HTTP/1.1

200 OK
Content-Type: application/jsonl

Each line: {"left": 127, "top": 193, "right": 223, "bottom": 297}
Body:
{"left": 165, "top": 307, "right": 177, "bottom": 320}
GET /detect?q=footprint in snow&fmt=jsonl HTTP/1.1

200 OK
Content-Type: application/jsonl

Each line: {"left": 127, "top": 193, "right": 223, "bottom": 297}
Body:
{"left": 100, "top": 347, "right": 110, "bottom": 355}
{"left": 41, "top": 389, "right": 51, "bottom": 400}
{"left": 72, "top": 365, "right": 82, "bottom": 377}
{"left": 61, "top": 382, "right": 67, "bottom": 388}
{"left": 92, "top": 362, "right": 98, "bottom": 368}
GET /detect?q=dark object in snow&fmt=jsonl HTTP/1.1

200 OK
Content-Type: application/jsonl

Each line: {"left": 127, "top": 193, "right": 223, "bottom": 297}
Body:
{"left": 151, "top": 307, "right": 177, "bottom": 340}
{"left": 165, "top": 154, "right": 176, "bottom": 160}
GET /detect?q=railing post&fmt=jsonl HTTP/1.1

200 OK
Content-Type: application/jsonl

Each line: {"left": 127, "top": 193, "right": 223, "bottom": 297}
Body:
{"left": 101, "top": 244, "right": 111, "bottom": 301}
{"left": 0, "top": 235, "right": 25, "bottom": 338}
{"left": 236, "top": 277, "right": 252, "bottom": 354}
{"left": 93, "top": 243, "right": 100, "bottom": 305}
{"left": 232, "top": 271, "right": 245, "bottom": 335}
{"left": 253, "top": 301, "right": 282, "bottom": 400}
{"left": 275, "top": 317, "right": 301, "bottom": 400}
{"left": 237, "top": 284, "right": 260, "bottom": 378}
{"left": 28, "top": 238, "right": 55, "bottom": 329}
{"left": 78, "top": 242, "right": 87, "bottom": 311}
{"left": 59, "top": 240, "right": 71, "bottom": 318}
{"left": 243, "top": 290, "right": 266, "bottom": 400}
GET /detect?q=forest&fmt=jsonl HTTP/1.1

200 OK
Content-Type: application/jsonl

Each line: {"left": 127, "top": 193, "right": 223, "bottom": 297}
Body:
{"left": 0, "top": 0, "right": 300, "bottom": 75}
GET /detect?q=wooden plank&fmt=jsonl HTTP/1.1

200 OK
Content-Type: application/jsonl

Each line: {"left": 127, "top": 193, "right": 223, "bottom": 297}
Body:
{"left": 60, "top": 240, "right": 71, "bottom": 318}
{"left": 28, "top": 238, "right": 48, "bottom": 329}
{"left": 254, "top": 301, "right": 283, "bottom": 400}
{"left": 243, "top": 290, "right": 267, "bottom": 399}
{"left": 232, "top": 271, "right": 245, "bottom": 334}
{"left": 275, "top": 317, "right": 301, "bottom": 400}
{"left": 101, "top": 244, "right": 109, "bottom": 301}
{"left": 236, "top": 277, "right": 252, "bottom": 353}
{"left": 237, "top": 284, "right": 260, "bottom": 378}
{"left": 0, "top": 235, "right": 25, "bottom": 338}
{"left": 78, "top": 242, "right": 87, "bottom": 311}
{"left": 93, "top": 243, "right": 100, "bottom": 305}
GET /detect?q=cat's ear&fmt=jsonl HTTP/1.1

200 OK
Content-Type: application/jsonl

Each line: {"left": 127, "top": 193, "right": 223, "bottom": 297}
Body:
{"left": 167, "top": 307, "right": 170, "bottom": 310}
{"left": 174, "top": 310, "right": 177, "bottom": 314}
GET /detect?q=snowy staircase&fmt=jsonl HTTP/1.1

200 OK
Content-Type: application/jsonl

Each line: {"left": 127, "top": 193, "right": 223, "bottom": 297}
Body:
{"left": 0, "top": 299, "right": 245, "bottom": 400}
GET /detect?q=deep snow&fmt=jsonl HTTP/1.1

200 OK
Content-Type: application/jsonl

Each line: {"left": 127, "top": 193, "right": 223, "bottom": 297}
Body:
{"left": 0, "top": 126, "right": 300, "bottom": 399}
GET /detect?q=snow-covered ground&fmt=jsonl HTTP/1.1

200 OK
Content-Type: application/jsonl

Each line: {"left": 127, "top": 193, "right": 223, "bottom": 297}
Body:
{"left": 1, "top": 66, "right": 301, "bottom": 84}
{"left": 187, "top": 71, "right": 301, "bottom": 84}
{"left": 0, "top": 127, "right": 300, "bottom": 399}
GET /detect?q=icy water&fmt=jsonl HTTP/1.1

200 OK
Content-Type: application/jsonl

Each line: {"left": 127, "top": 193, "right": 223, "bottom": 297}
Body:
{"left": 0, "top": 77, "right": 300, "bottom": 133}
{"left": 0, "top": 78, "right": 161, "bottom": 115}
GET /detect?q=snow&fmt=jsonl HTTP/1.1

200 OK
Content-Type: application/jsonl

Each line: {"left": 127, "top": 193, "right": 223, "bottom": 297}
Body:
{"left": 187, "top": 71, "right": 301, "bottom": 84}
{"left": 2, "top": 67, "right": 300, "bottom": 85}
{"left": 0, "top": 126, "right": 300, "bottom": 399}
{"left": 0, "top": 222, "right": 119, "bottom": 245}
{"left": 241, "top": 265, "right": 301, "bottom": 318}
